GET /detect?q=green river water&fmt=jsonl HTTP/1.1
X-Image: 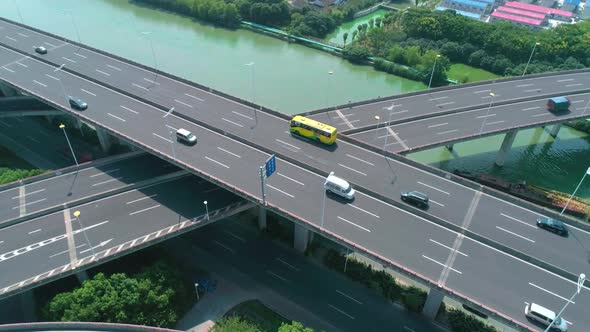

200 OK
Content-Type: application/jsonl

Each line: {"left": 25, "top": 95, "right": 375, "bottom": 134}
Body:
{"left": 1, "top": 0, "right": 589, "bottom": 199}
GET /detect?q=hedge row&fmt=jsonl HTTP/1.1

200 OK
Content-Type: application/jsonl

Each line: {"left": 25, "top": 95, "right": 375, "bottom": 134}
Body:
{"left": 0, "top": 168, "right": 45, "bottom": 185}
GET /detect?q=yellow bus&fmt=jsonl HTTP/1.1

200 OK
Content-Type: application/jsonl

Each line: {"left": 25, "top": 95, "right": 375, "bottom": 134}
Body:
{"left": 289, "top": 115, "right": 337, "bottom": 145}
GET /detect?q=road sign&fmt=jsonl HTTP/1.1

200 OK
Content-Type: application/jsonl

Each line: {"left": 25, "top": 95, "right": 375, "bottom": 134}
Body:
{"left": 265, "top": 154, "right": 276, "bottom": 178}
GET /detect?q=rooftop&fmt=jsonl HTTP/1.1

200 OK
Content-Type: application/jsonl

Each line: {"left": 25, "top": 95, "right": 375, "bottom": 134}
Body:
{"left": 446, "top": 0, "right": 489, "bottom": 8}
{"left": 496, "top": 6, "right": 547, "bottom": 19}
{"left": 491, "top": 10, "right": 544, "bottom": 25}
{"left": 505, "top": 1, "right": 573, "bottom": 17}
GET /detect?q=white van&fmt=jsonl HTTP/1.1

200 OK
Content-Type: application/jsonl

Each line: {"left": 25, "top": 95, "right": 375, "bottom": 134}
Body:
{"left": 324, "top": 172, "right": 355, "bottom": 200}
{"left": 525, "top": 302, "right": 567, "bottom": 331}
{"left": 176, "top": 128, "right": 197, "bottom": 145}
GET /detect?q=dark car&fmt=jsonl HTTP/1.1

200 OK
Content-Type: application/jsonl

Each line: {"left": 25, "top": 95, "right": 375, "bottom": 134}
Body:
{"left": 401, "top": 191, "right": 429, "bottom": 209}
{"left": 536, "top": 217, "right": 568, "bottom": 236}
{"left": 34, "top": 46, "right": 47, "bottom": 54}
{"left": 68, "top": 96, "right": 88, "bottom": 111}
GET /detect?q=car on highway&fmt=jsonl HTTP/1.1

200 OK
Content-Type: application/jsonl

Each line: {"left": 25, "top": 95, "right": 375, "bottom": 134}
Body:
{"left": 547, "top": 96, "right": 571, "bottom": 113}
{"left": 34, "top": 46, "right": 47, "bottom": 54}
{"left": 401, "top": 191, "right": 429, "bottom": 209}
{"left": 68, "top": 96, "right": 88, "bottom": 111}
{"left": 525, "top": 302, "right": 568, "bottom": 331}
{"left": 176, "top": 128, "right": 197, "bottom": 145}
{"left": 324, "top": 172, "right": 355, "bottom": 200}
{"left": 536, "top": 217, "right": 568, "bottom": 236}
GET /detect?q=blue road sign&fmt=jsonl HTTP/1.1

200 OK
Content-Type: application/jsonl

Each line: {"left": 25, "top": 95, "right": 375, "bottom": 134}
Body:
{"left": 265, "top": 155, "right": 276, "bottom": 177}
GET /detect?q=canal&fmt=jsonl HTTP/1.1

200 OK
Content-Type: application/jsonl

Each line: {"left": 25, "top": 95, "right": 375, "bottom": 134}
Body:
{"left": 1, "top": 0, "right": 589, "bottom": 199}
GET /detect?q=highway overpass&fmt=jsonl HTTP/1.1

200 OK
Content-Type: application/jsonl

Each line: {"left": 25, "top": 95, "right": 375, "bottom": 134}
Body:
{"left": 0, "top": 17, "right": 589, "bottom": 331}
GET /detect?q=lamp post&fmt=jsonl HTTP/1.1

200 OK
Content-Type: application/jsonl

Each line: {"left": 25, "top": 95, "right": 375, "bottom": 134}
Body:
{"left": 320, "top": 184, "right": 327, "bottom": 230}
{"left": 12, "top": 0, "right": 25, "bottom": 26}
{"left": 374, "top": 115, "right": 381, "bottom": 141}
{"left": 544, "top": 273, "right": 586, "bottom": 332}
{"left": 560, "top": 166, "right": 590, "bottom": 215}
{"left": 478, "top": 92, "right": 495, "bottom": 135}
{"left": 428, "top": 54, "right": 441, "bottom": 89}
{"left": 203, "top": 200, "right": 209, "bottom": 220}
{"left": 54, "top": 64, "right": 68, "bottom": 104}
{"left": 522, "top": 42, "right": 540, "bottom": 77}
{"left": 162, "top": 107, "right": 177, "bottom": 160}
{"left": 64, "top": 9, "right": 82, "bottom": 45}
{"left": 581, "top": 97, "right": 590, "bottom": 117}
{"left": 73, "top": 210, "right": 96, "bottom": 257}
{"left": 326, "top": 70, "right": 334, "bottom": 109}
{"left": 141, "top": 31, "right": 159, "bottom": 86}
{"left": 382, "top": 112, "right": 394, "bottom": 151}
{"left": 244, "top": 62, "right": 259, "bottom": 128}
{"left": 59, "top": 124, "right": 78, "bottom": 166}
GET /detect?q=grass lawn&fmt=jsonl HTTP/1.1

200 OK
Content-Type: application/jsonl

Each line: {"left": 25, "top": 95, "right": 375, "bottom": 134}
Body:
{"left": 225, "top": 300, "right": 291, "bottom": 332}
{"left": 447, "top": 64, "right": 502, "bottom": 83}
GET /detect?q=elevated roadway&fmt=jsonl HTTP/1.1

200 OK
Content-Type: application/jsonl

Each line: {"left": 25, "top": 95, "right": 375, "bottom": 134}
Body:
{"left": 0, "top": 96, "right": 59, "bottom": 117}
{"left": 0, "top": 18, "right": 589, "bottom": 330}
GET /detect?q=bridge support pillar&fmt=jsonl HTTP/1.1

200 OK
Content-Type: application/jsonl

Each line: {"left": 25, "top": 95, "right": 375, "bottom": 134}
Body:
{"left": 445, "top": 144, "right": 454, "bottom": 151}
{"left": 96, "top": 127, "right": 113, "bottom": 153}
{"left": 549, "top": 124, "right": 562, "bottom": 138}
{"left": 422, "top": 287, "right": 445, "bottom": 320}
{"left": 20, "top": 289, "right": 37, "bottom": 322}
{"left": 0, "top": 82, "right": 17, "bottom": 97}
{"left": 76, "top": 270, "right": 89, "bottom": 284}
{"left": 294, "top": 223, "right": 311, "bottom": 253}
{"left": 495, "top": 130, "right": 517, "bottom": 167}
{"left": 258, "top": 206, "right": 267, "bottom": 230}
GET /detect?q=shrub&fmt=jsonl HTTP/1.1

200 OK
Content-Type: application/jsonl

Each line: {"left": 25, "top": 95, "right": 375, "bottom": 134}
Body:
{"left": 0, "top": 168, "right": 45, "bottom": 185}
{"left": 401, "top": 286, "right": 427, "bottom": 313}
{"left": 447, "top": 308, "right": 498, "bottom": 332}
{"left": 212, "top": 315, "right": 261, "bottom": 332}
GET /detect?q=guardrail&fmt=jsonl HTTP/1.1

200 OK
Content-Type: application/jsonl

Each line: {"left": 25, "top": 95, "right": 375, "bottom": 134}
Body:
{"left": 0, "top": 322, "right": 182, "bottom": 332}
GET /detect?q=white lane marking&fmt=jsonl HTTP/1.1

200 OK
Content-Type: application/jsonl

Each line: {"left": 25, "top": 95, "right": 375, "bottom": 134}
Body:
{"left": 388, "top": 109, "right": 409, "bottom": 116}
{"left": 80, "top": 88, "right": 96, "bottom": 96}
{"left": 95, "top": 69, "right": 110, "bottom": 76}
{"left": 61, "top": 57, "right": 76, "bottom": 63}
{"left": 15, "top": 62, "right": 27, "bottom": 67}
{"left": 90, "top": 168, "right": 120, "bottom": 178}
{"left": 336, "top": 290, "right": 363, "bottom": 304}
{"left": 174, "top": 99, "right": 193, "bottom": 108}
{"left": 337, "top": 216, "right": 371, "bottom": 232}
{"left": 335, "top": 109, "right": 354, "bottom": 129}
{"left": 126, "top": 194, "right": 158, "bottom": 204}
{"left": 222, "top": 118, "right": 243, "bottom": 127}
{"left": 417, "top": 181, "right": 450, "bottom": 195}
{"left": 17, "top": 32, "right": 29, "bottom": 38}
{"left": 266, "top": 184, "right": 294, "bottom": 198}
{"left": 92, "top": 178, "right": 121, "bottom": 186}
{"left": 11, "top": 188, "right": 45, "bottom": 199}
{"left": 328, "top": 304, "right": 355, "bottom": 319}
{"left": 50, "top": 243, "right": 86, "bottom": 258}
{"left": 517, "top": 84, "right": 534, "bottom": 87}
{"left": 481, "top": 94, "right": 500, "bottom": 98}
{"left": 485, "top": 120, "right": 505, "bottom": 126}
{"left": 106, "top": 64, "right": 122, "bottom": 71}
{"left": 33, "top": 80, "right": 47, "bottom": 88}
{"left": 524, "top": 89, "right": 538, "bottom": 93}
{"left": 120, "top": 105, "right": 138, "bottom": 114}
{"left": 529, "top": 283, "right": 574, "bottom": 303}
{"left": 571, "top": 100, "right": 585, "bottom": 104}
{"left": 277, "top": 172, "right": 304, "bottom": 185}
{"left": 532, "top": 113, "right": 551, "bottom": 117}
{"left": 165, "top": 124, "right": 177, "bottom": 131}
{"left": 436, "top": 102, "right": 455, "bottom": 107}
{"left": 496, "top": 226, "right": 535, "bottom": 243}
{"left": 224, "top": 231, "right": 246, "bottom": 243}
{"left": 232, "top": 111, "right": 253, "bottom": 120}
{"left": 217, "top": 147, "right": 241, "bottom": 158}
{"left": 476, "top": 113, "right": 496, "bottom": 119}
{"left": 429, "top": 96, "right": 447, "bottom": 101}
{"left": 26, "top": 136, "right": 40, "bottom": 143}
{"left": 336, "top": 119, "right": 360, "bottom": 126}
{"left": 45, "top": 74, "right": 59, "bottom": 81}
{"left": 275, "top": 139, "right": 300, "bottom": 150}
{"left": 144, "top": 78, "right": 159, "bottom": 85}
{"left": 473, "top": 89, "right": 491, "bottom": 94}
{"left": 28, "top": 229, "right": 41, "bottom": 235}
{"left": 500, "top": 213, "right": 536, "bottom": 229}
{"left": 44, "top": 42, "right": 56, "bottom": 47}
{"left": 566, "top": 83, "right": 583, "bottom": 87}
{"left": 73, "top": 52, "right": 87, "bottom": 59}
{"left": 429, "top": 199, "right": 445, "bottom": 207}
{"left": 129, "top": 204, "right": 161, "bottom": 216}
{"left": 557, "top": 79, "right": 574, "bottom": 82}
{"left": 276, "top": 258, "right": 301, "bottom": 271}
{"left": 427, "top": 122, "right": 448, "bottom": 128}
{"left": 214, "top": 240, "right": 236, "bottom": 254}
{"left": 346, "top": 154, "right": 374, "bottom": 166}
{"left": 522, "top": 106, "right": 540, "bottom": 111}
{"left": 107, "top": 113, "right": 126, "bottom": 122}
{"left": 338, "top": 163, "right": 367, "bottom": 176}
{"left": 266, "top": 270, "right": 289, "bottom": 282}
{"left": 205, "top": 156, "right": 230, "bottom": 169}
{"left": 12, "top": 198, "right": 46, "bottom": 210}
{"left": 2, "top": 67, "right": 15, "bottom": 73}
{"left": 422, "top": 255, "right": 462, "bottom": 274}
{"left": 437, "top": 129, "right": 458, "bottom": 135}
{"left": 152, "top": 133, "right": 172, "bottom": 143}
{"left": 5, "top": 36, "right": 16, "bottom": 41}
{"left": 429, "top": 239, "right": 468, "bottom": 257}
{"left": 132, "top": 83, "right": 148, "bottom": 91}
{"left": 184, "top": 93, "right": 203, "bottom": 101}
{"left": 347, "top": 203, "right": 380, "bottom": 219}
{"left": 403, "top": 327, "right": 416, "bottom": 332}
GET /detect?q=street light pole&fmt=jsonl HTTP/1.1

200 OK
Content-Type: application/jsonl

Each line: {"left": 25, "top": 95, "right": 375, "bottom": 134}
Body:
{"left": 478, "top": 92, "right": 495, "bottom": 135}
{"left": 12, "top": 0, "right": 25, "bottom": 26}
{"left": 320, "top": 187, "right": 327, "bottom": 230}
{"left": 244, "top": 62, "right": 258, "bottom": 128}
{"left": 64, "top": 9, "right": 82, "bottom": 45}
{"left": 374, "top": 115, "right": 381, "bottom": 141}
{"left": 203, "top": 201, "right": 209, "bottom": 220}
{"left": 581, "top": 97, "right": 590, "bottom": 117}
{"left": 73, "top": 210, "right": 96, "bottom": 257}
{"left": 523, "top": 42, "right": 540, "bottom": 77}
{"left": 428, "top": 54, "right": 441, "bottom": 89}
{"left": 326, "top": 70, "right": 334, "bottom": 109}
{"left": 141, "top": 31, "right": 159, "bottom": 86}
{"left": 59, "top": 124, "right": 78, "bottom": 166}
{"left": 382, "top": 112, "right": 394, "bottom": 151}
{"left": 162, "top": 107, "right": 177, "bottom": 160}
{"left": 54, "top": 64, "right": 68, "bottom": 104}
{"left": 560, "top": 166, "right": 590, "bottom": 215}
{"left": 544, "top": 273, "right": 586, "bottom": 332}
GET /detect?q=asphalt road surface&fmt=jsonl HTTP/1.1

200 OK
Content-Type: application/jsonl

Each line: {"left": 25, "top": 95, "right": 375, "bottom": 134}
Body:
{"left": 0, "top": 20, "right": 589, "bottom": 330}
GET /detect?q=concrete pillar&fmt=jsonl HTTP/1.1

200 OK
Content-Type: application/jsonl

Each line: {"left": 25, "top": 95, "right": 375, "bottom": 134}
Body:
{"left": 0, "top": 83, "right": 17, "bottom": 97}
{"left": 76, "top": 270, "right": 89, "bottom": 284}
{"left": 20, "top": 289, "right": 36, "bottom": 322}
{"left": 258, "top": 206, "right": 267, "bottom": 230}
{"left": 96, "top": 127, "right": 113, "bottom": 152}
{"left": 422, "top": 288, "right": 445, "bottom": 319}
{"left": 549, "top": 124, "right": 562, "bottom": 138}
{"left": 294, "top": 223, "right": 311, "bottom": 253}
{"left": 445, "top": 144, "right": 454, "bottom": 151}
{"left": 495, "top": 130, "right": 517, "bottom": 167}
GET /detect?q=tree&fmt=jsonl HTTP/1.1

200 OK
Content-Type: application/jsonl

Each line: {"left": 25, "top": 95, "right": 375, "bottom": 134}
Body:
{"left": 343, "top": 44, "right": 370, "bottom": 63}
{"left": 279, "top": 321, "right": 315, "bottom": 332}
{"left": 212, "top": 316, "right": 260, "bottom": 332}
{"left": 351, "top": 30, "right": 358, "bottom": 41}
{"left": 342, "top": 32, "right": 348, "bottom": 45}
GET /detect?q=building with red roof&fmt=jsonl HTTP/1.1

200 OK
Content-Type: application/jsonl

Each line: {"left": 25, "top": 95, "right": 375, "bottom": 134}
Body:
{"left": 504, "top": 1, "right": 573, "bottom": 20}
{"left": 490, "top": 11, "right": 543, "bottom": 30}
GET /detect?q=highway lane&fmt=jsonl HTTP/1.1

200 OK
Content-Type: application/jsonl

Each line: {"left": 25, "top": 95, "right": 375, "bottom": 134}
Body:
{"left": 0, "top": 18, "right": 589, "bottom": 134}
{"left": 0, "top": 153, "right": 177, "bottom": 226}
{"left": 0, "top": 22, "right": 589, "bottom": 328}
{"left": 0, "top": 175, "right": 241, "bottom": 290}
{"left": 351, "top": 93, "right": 590, "bottom": 152}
